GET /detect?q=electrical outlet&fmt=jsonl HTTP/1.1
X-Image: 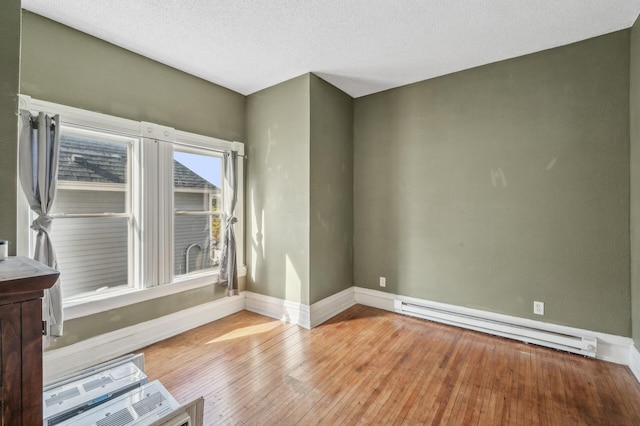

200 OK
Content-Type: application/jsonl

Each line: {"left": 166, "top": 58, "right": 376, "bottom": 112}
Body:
{"left": 533, "top": 301, "right": 544, "bottom": 315}
{"left": 379, "top": 277, "right": 386, "bottom": 287}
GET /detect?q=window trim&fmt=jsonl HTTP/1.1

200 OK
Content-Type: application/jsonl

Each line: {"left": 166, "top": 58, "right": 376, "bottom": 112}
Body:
{"left": 17, "top": 94, "right": 245, "bottom": 318}
{"left": 63, "top": 265, "right": 247, "bottom": 320}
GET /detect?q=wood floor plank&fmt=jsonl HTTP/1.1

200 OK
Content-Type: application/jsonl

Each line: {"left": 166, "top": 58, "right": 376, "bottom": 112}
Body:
{"left": 455, "top": 335, "right": 490, "bottom": 425}
{"left": 141, "top": 305, "right": 640, "bottom": 425}
{"left": 295, "top": 315, "right": 399, "bottom": 424}
{"left": 401, "top": 326, "right": 454, "bottom": 423}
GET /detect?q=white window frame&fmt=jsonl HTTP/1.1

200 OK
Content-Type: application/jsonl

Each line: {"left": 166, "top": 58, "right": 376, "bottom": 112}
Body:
{"left": 17, "top": 95, "right": 246, "bottom": 320}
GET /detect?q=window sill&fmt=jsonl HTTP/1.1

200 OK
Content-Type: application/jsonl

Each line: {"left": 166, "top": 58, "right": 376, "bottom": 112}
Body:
{"left": 64, "top": 265, "right": 247, "bottom": 320}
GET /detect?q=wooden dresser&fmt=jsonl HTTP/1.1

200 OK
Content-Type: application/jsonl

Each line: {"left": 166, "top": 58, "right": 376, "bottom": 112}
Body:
{"left": 0, "top": 257, "right": 58, "bottom": 424}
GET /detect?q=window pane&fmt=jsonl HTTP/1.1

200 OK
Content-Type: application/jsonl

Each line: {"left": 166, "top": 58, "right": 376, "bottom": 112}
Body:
{"left": 51, "top": 217, "right": 129, "bottom": 298}
{"left": 174, "top": 214, "right": 221, "bottom": 275}
{"left": 173, "top": 150, "right": 222, "bottom": 276}
{"left": 54, "top": 130, "right": 129, "bottom": 214}
{"left": 51, "top": 127, "right": 133, "bottom": 300}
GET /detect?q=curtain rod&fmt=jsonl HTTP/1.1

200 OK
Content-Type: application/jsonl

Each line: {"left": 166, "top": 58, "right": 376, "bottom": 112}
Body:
{"left": 57, "top": 118, "right": 246, "bottom": 158}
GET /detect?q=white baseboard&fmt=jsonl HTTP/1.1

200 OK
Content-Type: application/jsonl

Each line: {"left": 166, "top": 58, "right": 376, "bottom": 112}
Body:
{"left": 245, "top": 291, "right": 311, "bottom": 329}
{"left": 43, "top": 293, "right": 246, "bottom": 383}
{"left": 354, "top": 286, "right": 395, "bottom": 312}
{"left": 595, "top": 334, "right": 633, "bottom": 365}
{"left": 630, "top": 346, "right": 640, "bottom": 383}
{"left": 244, "top": 287, "right": 356, "bottom": 329}
{"left": 310, "top": 287, "right": 356, "bottom": 328}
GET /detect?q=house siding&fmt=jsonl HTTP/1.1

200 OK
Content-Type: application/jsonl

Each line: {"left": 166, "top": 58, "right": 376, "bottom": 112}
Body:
{"left": 52, "top": 190, "right": 128, "bottom": 297}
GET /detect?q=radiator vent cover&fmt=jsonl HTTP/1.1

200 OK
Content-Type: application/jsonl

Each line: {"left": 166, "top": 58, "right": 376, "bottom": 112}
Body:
{"left": 96, "top": 408, "right": 134, "bottom": 426}
{"left": 394, "top": 299, "right": 598, "bottom": 358}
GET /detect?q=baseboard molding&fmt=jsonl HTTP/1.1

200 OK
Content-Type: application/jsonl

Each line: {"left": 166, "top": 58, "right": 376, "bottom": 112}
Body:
{"left": 310, "top": 287, "right": 356, "bottom": 328}
{"left": 630, "top": 346, "right": 640, "bottom": 383}
{"left": 354, "top": 286, "right": 396, "bottom": 312}
{"left": 596, "top": 334, "right": 633, "bottom": 365}
{"left": 245, "top": 291, "right": 311, "bottom": 329}
{"left": 43, "top": 293, "right": 246, "bottom": 382}
{"left": 244, "top": 287, "right": 357, "bottom": 329}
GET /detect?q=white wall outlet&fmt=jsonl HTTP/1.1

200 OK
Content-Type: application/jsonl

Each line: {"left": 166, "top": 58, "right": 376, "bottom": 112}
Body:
{"left": 533, "top": 301, "right": 544, "bottom": 315}
{"left": 379, "top": 277, "right": 386, "bottom": 287}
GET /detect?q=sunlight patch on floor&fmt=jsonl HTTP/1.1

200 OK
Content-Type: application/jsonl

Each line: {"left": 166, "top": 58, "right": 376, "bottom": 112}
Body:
{"left": 205, "top": 320, "right": 281, "bottom": 344}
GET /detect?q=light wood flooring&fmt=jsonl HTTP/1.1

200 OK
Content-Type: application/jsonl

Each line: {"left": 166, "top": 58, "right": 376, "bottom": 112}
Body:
{"left": 142, "top": 305, "right": 640, "bottom": 425}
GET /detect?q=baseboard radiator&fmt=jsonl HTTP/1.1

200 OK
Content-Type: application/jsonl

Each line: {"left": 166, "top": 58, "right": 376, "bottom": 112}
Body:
{"left": 394, "top": 300, "right": 597, "bottom": 357}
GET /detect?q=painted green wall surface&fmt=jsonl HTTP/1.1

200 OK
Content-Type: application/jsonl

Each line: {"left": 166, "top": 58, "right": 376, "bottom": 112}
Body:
{"left": 354, "top": 31, "right": 631, "bottom": 335}
{"left": 21, "top": 12, "right": 244, "bottom": 142}
{"left": 631, "top": 17, "right": 640, "bottom": 347}
{"left": 309, "top": 74, "right": 354, "bottom": 304}
{"left": 246, "top": 75, "right": 311, "bottom": 305}
{"left": 246, "top": 73, "right": 355, "bottom": 306}
{"left": 0, "top": 0, "right": 21, "bottom": 254}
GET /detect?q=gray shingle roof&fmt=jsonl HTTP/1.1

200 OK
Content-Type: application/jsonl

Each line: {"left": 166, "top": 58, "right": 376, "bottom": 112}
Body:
{"left": 58, "top": 134, "right": 218, "bottom": 191}
{"left": 173, "top": 161, "right": 217, "bottom": 190}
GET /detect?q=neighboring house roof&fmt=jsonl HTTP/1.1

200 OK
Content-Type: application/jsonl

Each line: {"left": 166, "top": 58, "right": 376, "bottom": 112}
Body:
{"left": 58, "top": 134, "right": 219, "bottom": 191}
{"left": 173, "top": 161, "right": 217, "bottom": 191}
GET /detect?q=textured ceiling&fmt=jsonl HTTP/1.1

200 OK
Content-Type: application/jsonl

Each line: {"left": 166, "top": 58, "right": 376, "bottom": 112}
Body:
{"left": 21, "top": 0, "right": 640, "bottom": 98}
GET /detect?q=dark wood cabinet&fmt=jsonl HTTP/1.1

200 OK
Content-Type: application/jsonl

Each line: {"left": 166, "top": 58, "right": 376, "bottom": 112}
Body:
{"left": 0, "top": 257, "right": 58, "bottom": 425}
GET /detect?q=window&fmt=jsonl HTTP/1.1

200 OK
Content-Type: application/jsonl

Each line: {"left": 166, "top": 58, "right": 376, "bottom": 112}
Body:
{"left": 18, "top": 96, "right": 244, "bottom": 307}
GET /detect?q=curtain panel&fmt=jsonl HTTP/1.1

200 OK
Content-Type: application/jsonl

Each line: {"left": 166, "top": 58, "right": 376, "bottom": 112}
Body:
{"left": 18, "top": 110, "right": 64, "bottom": 342}
{"left": 219, "top": 150, "right": 238, "bottom": 296}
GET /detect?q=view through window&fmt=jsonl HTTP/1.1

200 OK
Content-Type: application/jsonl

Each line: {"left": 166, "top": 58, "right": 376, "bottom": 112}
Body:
{"left": 173, "top": 150, "right": 222, "bottom": 277}
{"left": 50, "top": 128, "right": 133, "bottom": 298}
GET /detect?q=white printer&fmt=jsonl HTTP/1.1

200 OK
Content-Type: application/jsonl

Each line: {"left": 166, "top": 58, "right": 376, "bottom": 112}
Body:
{"left": 43, "top": 354, "right": 203, "bottom": 426}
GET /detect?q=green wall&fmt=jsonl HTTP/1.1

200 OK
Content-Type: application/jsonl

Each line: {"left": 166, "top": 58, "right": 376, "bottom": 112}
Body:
{"left": 246, "top": 75, "right": 311, "bottom": 304}
{"left": 19, "top": 11, "right": 247, "bottom": 348}
{"left": 21, "top": 12, "right": 244, "bottom": 142}
{"left": 309, "top": 74, "right": 354, "bottom": 304}
{"left": 631, "top": 17, "right": 640, "bottom": 347}
{"left": 246, "top": 74, "right": 354, "bottom": 306}
{"left": 0, "top": 0, "right": 21, "bottom": 254}
{"left": 354, "top": 31, "right": 631, "bottom": 335}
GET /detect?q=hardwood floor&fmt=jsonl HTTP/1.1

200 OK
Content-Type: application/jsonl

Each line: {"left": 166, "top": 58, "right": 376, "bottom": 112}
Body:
{"left": 141, "top": 305, "right": 640, "bottom": 425}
